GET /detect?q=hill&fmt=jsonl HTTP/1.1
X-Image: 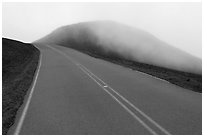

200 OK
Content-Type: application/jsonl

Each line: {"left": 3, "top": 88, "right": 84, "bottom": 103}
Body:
{"left": 35, "top": 21, "right": 202, "bottom": 92}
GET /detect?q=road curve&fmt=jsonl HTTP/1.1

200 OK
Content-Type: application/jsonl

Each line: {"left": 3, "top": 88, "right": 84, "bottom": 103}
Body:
{"left": 9, "top": 44, "right": 201, "bottom": 135}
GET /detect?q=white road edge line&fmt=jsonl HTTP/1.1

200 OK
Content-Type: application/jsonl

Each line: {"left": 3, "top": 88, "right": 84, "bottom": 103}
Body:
{"left": 47, "top": 45, "right": 170, "bottom": 135}
{"left": 79, "top": 64, "right": 171, "bottom": 135}
{"left": 133, "top": 70, "right": 170, "bottom": 83}
{"left": 14, "top": 48, "right": 42, "bottom": 135}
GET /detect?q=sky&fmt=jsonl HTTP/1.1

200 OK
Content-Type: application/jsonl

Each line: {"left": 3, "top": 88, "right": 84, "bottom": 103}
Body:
{"left": 2, "top": 2, "right": 202, "bottom": 58}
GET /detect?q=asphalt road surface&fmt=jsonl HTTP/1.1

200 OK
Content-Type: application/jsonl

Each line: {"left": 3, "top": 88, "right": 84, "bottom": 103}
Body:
{"left": 9, "top": 44, "right": 202, "bottom": 135}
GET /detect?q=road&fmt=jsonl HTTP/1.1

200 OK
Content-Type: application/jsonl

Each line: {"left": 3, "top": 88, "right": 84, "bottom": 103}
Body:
{"left": 9, "top": 44, "right": 202, "bottom": 135}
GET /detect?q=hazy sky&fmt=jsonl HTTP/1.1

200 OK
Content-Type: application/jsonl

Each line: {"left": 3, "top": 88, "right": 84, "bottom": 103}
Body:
{"left": 2, "top": 2, "right": 202, "bottom": 58}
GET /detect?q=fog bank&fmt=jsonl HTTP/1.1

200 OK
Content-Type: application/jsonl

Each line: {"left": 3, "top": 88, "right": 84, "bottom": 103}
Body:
{"left": 36, "top": 21, "right": 202, "bottom": 74}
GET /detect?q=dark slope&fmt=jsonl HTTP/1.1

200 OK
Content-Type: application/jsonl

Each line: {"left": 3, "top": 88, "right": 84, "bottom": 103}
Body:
{"left": 2, "top": 38, "right": 40, "bottom": 134}
{"left": 35, "top": 21, "right": 202, "bottom": 92}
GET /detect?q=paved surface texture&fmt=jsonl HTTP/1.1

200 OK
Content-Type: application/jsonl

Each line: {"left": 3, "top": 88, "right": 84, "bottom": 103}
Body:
{"left": 9, "top": 44, "right": 202, "bottom": 135}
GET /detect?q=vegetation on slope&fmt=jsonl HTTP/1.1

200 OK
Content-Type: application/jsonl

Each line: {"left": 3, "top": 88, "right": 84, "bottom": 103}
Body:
{"left": 51, "top": 38, "right": 202, "bottom": 93}
{"left": 36, "top": 21, "right": 201, "bottom": 92}
{"left": 37, "top": 21, "right": 202, "bottom": 74}
{"left": 2, "top": 38, "right": 40, "bottom": 134}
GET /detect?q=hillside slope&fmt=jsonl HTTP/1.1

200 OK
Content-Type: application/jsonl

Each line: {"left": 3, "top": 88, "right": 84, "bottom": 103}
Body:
{"left": 35, "top": 21, "right": 202, "bottom": 92}
{"left": 36, "top": 21, "right": 201, "bottom": 74}
{"left": 2, "top": 38, "right": 40, "bottom": 134}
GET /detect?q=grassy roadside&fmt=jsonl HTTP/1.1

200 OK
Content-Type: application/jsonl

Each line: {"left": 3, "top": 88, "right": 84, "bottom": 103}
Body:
{"left": 83, "top": 50, "right": 202, "bottom": 93}
{"left": 2, "top": 38, "right": 40, "bottom": 135}
{"left": 58, "top": 42, "right": 201, "bottom": 93}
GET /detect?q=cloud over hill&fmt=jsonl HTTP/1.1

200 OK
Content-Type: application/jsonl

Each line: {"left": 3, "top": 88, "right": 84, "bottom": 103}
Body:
{"left": 36, "top": 21, "right": 202, "bottom": 74}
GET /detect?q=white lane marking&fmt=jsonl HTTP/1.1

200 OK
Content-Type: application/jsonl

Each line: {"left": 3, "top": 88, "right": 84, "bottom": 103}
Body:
{"left": 47, "top": 46, "right": 170, "bottom": 134}
{"left": 78, "top": 66, "right": 157, "bottom": 135}
{"left": 46, "top": 45, "right": 171, "bottom": 135}
{"left": 79, "top": 65, "right": 171, "bottom": 135}
{"left": 46, "top": 46, "right": 157, "bottom": 134}
{"left": 14, "top": 52, "right": 42, "bottom": 135}
{"left": 108, "top": 87, "right": 171, "bottom": 135}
